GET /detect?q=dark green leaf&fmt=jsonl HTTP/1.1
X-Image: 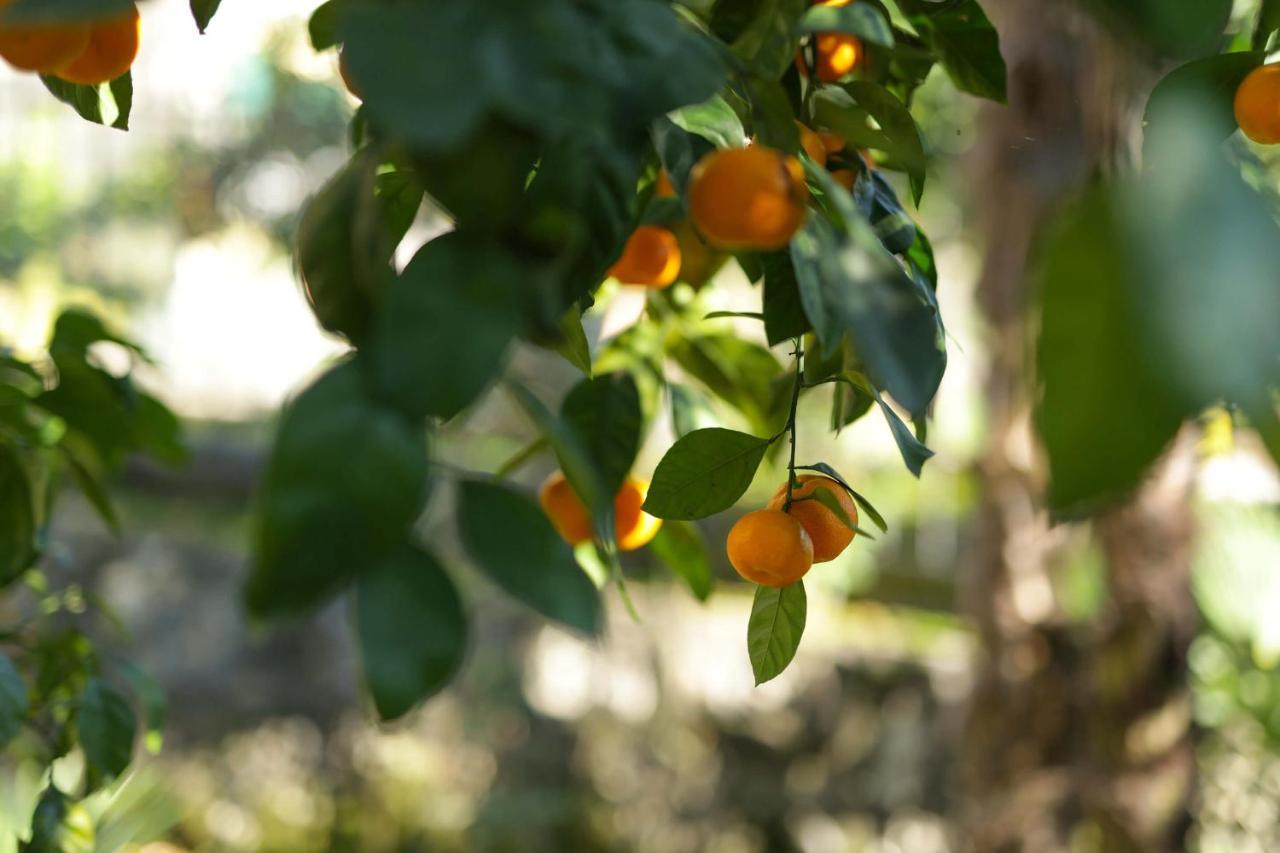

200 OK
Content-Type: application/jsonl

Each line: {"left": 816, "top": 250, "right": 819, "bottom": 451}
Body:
{"left": 796, "top": 2, "right": 893, "bottom": 45}
{"left": 1035, "top": 189, "right": 1189, "bottom": 515}
{"left": 670, "top": 95, "right": 747, "bottom": 149}
{"left": 553, "top": 309, "right": 593, "bottom": 377}
{"left": 648, "top": 520, "right": 713, "bottom": 601}
{"left": 356, "top": 546, "right": 467, "bottom": 721}
{"left": 748, "top": 581, "right": 806, "bottom": 685}
{"left": 116, "top": 661, "right": 165, "bottom": 753}
{"left": 248, "top": 361, "right": 429, "bottom": 618}
{"left": 806, "top": 487, "right": 866, "bottom": 536}
{"left": 796, "top": 463, "right": 889, "bottom": 533}
{"left": 77, "top": 679, "right": 136, "bottom": 784}
{"left": 1144, "top": 52, "right": 1264, "bottom": 150}
{"left": 1080, "top": 0, "right": 1231, "bottom": 59}
{"left": 894, "top": 0, "right": 1006, "bottom": 102}
{"left": 1257, "top": 0, "right": 1280, "bottom": 49}
{"left": 25, "top": 784, "right": 70, "bottom": 853}
{"left": 762, "top": 252, "right": 811, "bottom": 345}
{"left": 309, "top": 0, "right": 346, "bottom": 50}
{"left": 190, "top": 0, "right": 222, "bottom": 33}
{"left": 747, "top": 76, "right": 801, "bottom": 150}
{"left": 0, "top": 653, "right": 28, "bottom": 749}
{"left": 1, "top": 0, "right": 133, "bottom": 23}
{"left": 644, "top": 428, "right": 770, "bottom": 520}
{"left": 704, "top": 311, "right": 766, "bottom": 321}
{"left": 670, "top": 333, "right": 783, "bottom": 434}
{"left": 0, "top": 449, "right": 36, "bottom": 586}
{"left": 458, "top": 479, "right": 601, "bottom": 634}
{"left": 367, "top": 233, "right": 519, "bottom": 421}
{"left": 562, "top": 373, "right": 642, "bottom": 498}
{"left": 875, "top": 392, "right": 933, "bottom": 478}
{"left": 61, "top": 439, "right": 120, "bottom": 534}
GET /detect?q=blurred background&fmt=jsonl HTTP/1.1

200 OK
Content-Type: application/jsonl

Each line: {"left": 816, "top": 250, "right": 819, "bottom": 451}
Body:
{"left": 1, "top": 0, "right": 1279, "bottom": 851}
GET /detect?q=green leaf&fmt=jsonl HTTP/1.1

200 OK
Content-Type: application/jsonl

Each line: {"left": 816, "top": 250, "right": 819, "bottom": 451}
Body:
{"left": 0, "top": 0, "right": 133, "bottom": 23}
{"left": 670, "top": 95, "right": 747, "bottom": 149}
{"left": 761, "top": 252, "right": 811, "bottom": 346}
{"left": 1035, "top": 189, "right": 1188, "bottom": 515}
{"left": 248, "top": 361, "right": 429, "bottom": 618}
{"left": 0, "top": 653, "right": 28, "bottom": 749}
{"left": 875, "top": 392, "right": 934, "bottom": 478}
{"left": 366, "top": 232, "right": 519, "bottom": 421}
{"left": 795, "top": 2, "right": 893, "bottom": 46}
{"left": 1080, "top": 0, "right": 1230, "bottom": 60}
{"left": 844, "top": 82, "right": 926, "bottom": 205}
{"left": 1144, "top": 52, "right": 1263, "bottom": 150}
{"left": 746, "top": 75, "right": 801, "bottom": 150}
{"left": 670, "top": 333, "right": 783, "bottom": 434}
{"left": 1257, "top": 0, "right": 1280, "bottom": 49}
{"left": 457, "top": 480, "right": 602, "bottom": 635}
{"left": 562, "top": 373, "right": 642, "bottom": 498}
{"left": 25, "top": 784, "right": 70, "bottom": 853}
{"left": 356, "top": 546, "right": 467, "bottom": 721}
{"left": 894, "top": 0, "right": 1006, "bottom": 102}
{"left": 38, "top": 73, "right": 133, "bottom": 130}
{"left": 669, "top": 383, "right": 717, "bottom": 438}
{"left": 190, "top": 0, "right": 222, "bottom": 33}
{"left": 0, "top": 448, "right": 36, "bottom": 587}
{"left": 747, "top": 581, "right": 806, "bottom": 685}
{"left": 644, "top": 428, "right": 770, "bottom": 520}
{"left": 790, "top": 179, "right": 945, "bottom": 420}
{"left": 648, "top": 520, "right": 713, "bottom": 601}
{"left": 704, "top": 311, "right": 765, "bottom": 321}
{"left": 553, "top": 309, "right": 593, "bottom": 377}
{"left": 61, "top": 439, "right": 120, "bottom": 534}
{"left": 796, "top": 462, "right": 889, "bottom": 533}
{"left": 77, "top": 679, "right": 137, "bottom": 784}
{"left": 116, "top": 661, "right": 165, "bottom": 753}
{"left": 805, "top": 487, "right": 868, "bottom": 537}
{"left": 309, "top": 0, "right": 346, "bottom": 50}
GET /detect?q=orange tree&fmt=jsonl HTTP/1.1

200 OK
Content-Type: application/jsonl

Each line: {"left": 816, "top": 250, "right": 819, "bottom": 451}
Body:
{"left": 4, "top": 0, "right": 1280, "bottom": 835}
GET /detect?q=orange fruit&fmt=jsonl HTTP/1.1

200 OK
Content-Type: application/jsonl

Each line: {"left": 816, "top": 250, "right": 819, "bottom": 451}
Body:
{"left": 0, "top": 0, "right": 89, "bottom": 74}
{"left": 1235, "top": 64, "right": 1280, "bottom": 144}
{"left": 670, "top": 218, "right": 727, "bottom": 290}
{"left": 767, "top": 475, "right": 858, "bottom": 563}
{"left": 655, "top": 170, "right": 676, "bottom": 198}
{"left": 687, "top": 146, "right": 809, "bottom": 251}
{"left": 538, "top": 472, "right": 663, "bottom": 551}
{"left": 830, "top": 169, "right": 855, "bottom": 191}
{"left": 608, "top": 225, "right": 681, "bottom": 288}
{"left": 726, "top": 509, "right": 814, "bottom": 587}
{"left": 818, "top": 131, "right": 846, "bottom": 155}
{"left": 56, "top": 5, "right": 139, "bottom": 85}
{"left": 797, "top": 122, "right": 827, "bottom": 167}
{"left": 796, "top": 0, "right": 863, "bottom": 83}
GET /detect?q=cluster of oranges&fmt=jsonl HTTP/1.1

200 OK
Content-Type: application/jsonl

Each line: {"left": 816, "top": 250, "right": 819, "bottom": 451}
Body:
{"left": 727, "top": 476, "right": 859, "bottom": 587}
{"left": 1235, "top": 64, "right": 1280, "bottom": 144}
{"left": 0, "top": 0, "right": 140, "bottom": 85}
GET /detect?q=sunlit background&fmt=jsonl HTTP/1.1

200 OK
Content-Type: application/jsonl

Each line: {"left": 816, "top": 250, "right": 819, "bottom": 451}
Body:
{"left": 2, "top": 1, "right": 1279, "bottom": 851}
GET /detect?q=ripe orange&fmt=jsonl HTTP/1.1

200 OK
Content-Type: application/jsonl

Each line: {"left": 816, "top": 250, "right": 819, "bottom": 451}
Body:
{"left": 818, "top": 131, "right": 846, "bottom": 155}
{"left": 608, "top": 225, "right": 681, "bottom": 288}
{"left": 539, "top": 472, "right": 663, "bottom": 551}
{"left": 831, "top": 169, "right": 855, "bottom": 191}
{"left": 797, "top": 122, "right": 827, "bottom": 167}
{"left": 727, "top": 509, "right": 814, "bottom": 587}
{"left": 1235, "top": 64, "right": 1280, "bottom": 144}
{"left": 767, "top": 475, "right": 859, "bottom": 563}
{"left": 687, "top": 146, "right": 809, "bottom": 251}
{"left": 56, "top": 5, "right": 139, "bottom": 85}
{"left": 655, "top": 170, "right": 676, "bottom": 198}
{"left": 0, "top": 0, "right": 89, "bottom": 74}
{"left": 796, "top": 0, "right": 862, "bottom": 83}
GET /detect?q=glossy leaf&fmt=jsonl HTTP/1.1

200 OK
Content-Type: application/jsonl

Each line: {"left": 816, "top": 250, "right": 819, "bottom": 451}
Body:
{"left": 356, "top": 546, "right": 467, "bottom": 721}
{"left": 644, "top": 428, "right": 771, "bottom": 520}
{"left": 748, "top": 581, "right": 806, "bottom": 685}
{"left": 457, "top": 480, "right": 602, "bottom": 635}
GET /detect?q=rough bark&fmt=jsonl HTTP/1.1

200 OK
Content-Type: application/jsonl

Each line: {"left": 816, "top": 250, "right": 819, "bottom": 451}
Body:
{"left": 961, "top": 1, "right": 1197, "bottom": 850}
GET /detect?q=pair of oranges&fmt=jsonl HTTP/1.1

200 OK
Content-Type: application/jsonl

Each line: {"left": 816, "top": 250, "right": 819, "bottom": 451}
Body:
{"left": 0, "top": 1, "right": 140, "bottom": 85}
{"left": 727, "top": 475, "right": 859, "bottom": 587}
{"left": 539, "top": 471, "right": 664, "bottom": 553}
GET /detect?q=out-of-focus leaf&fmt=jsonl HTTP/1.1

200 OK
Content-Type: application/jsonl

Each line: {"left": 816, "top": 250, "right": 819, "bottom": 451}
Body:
{"left": 116, "top": 661, "right": 165, "bottom": 753}
{"left": 190, "top": 0, "right": 222, "bottom": 32}
{"left": 670, "top": 94, "right": 746, "bottom": 149}
{"left": 894, "top": 0, "right": 1006, "bottom": 102}
{"left": 77, "top": 679, "right": 136, "bottom": 786}
{"left": 670, "top": 333, "right": 783, "bottom": 433}
{"left": 248, "top": 361, "right": 429, "bottom": 618}
{"left": 1144, "top": 52, "right": 1263, "bottom": 150}
{"left": 0, "top": 448, "right": 36, "bottom": 586}
{"left": 795, "top": 2, "right": 892, "bottom": 45}
{"left": 356, "top": 546, "right": 467, "bottom": 721}
{"left": 648, "top": 520, "right": 713, "bottom": 601}
{"left": 554, "top": 309, "right": 593, "bottom": 377}
{"left": 458, "top": 480, "right": 602, "bottom": 634}
{"left": 875, "top": 392, "right": 934, "bottom": 478}
{"left": 644, "top": 428, "right": 770, "bottom": 520}
{"left": 0, "top": 0, "right": 132, "bottom": 23}
{"left": 562, "top": 373, "right": 642, "bottom": 497}
{"left": 761, "top": 252, "right": 811, "bottom": 345}
{"left": 0, "top": 653, "right": 28, "bottom": 749}
{"left": 309, "top": 0, "right": 346, "bottom": 50}
{"left": 748, "top": 581, "right": 806, "bottom": 685}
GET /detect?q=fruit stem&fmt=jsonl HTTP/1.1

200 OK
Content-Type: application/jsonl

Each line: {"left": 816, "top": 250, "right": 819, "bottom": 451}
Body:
{"left": 782, "top": 339, "right": 805, "bottom": 512}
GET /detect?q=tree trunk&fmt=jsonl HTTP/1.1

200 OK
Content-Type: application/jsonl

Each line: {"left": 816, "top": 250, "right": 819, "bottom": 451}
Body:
{"left": 960, "top": 1, "right": 1197, "bottom": 850}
